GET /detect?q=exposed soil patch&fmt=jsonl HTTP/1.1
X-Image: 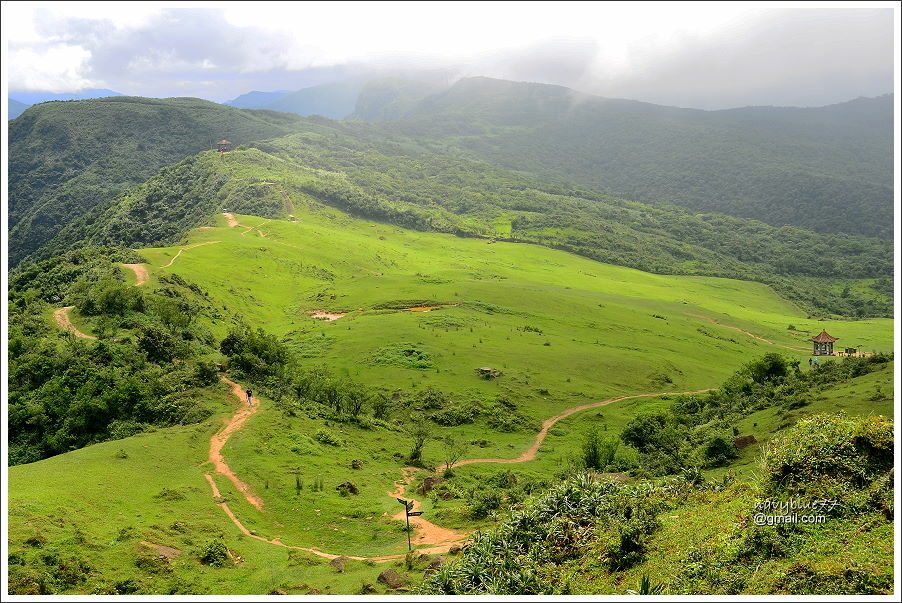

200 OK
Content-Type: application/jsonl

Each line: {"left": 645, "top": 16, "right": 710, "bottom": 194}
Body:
{"left": 53, "top": 306, "right": 97, "bottom": 340}
{"left": 140, "top": 541, "right": 182, "bottom": 559}
{"left": 223, "top": 212, "right": 239, "bottom": 227}
{"left": 121, "top": 263, "right": 148, "bottom": 286}
{"left": 308, "top": 311, "right": 347, "bottom": 321}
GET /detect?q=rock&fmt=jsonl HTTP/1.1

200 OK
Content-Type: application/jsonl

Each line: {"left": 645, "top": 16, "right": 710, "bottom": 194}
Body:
{"left": 351, "top": 459, "right": 362, "bottom": 469}
{"left": 475, "top": 367, "right": 502, "bottom": 379}
{"left": 440, "top": 491, "right": 454, "bottom": 500}
{"left": 307, "top": 588, "right": 321, "bottom": 595}
{"left": 733, "top": 435, "right": 758, "bottom": 449}
{"left": 377, "top": 568, "right": 406, "bottom": 589}
{"left": 359, "top": 583, "right": 378, "bottom": 594}
{"left": 416, "top": 476, "right": 446, "bottom": 496}
{"left": 428, "top": 556, "right": 445, "bottom": 569}
{"left": 448, "top": 545, "right": 462, "bottom": 555}
{"left": 335, "top": 482, "right": 359, "bottom": 495}
{"left": 330, "top": 556, "right": 349, "bottom": 573}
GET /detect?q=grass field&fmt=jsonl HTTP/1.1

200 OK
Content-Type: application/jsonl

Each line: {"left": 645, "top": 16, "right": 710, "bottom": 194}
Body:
{"left": 9, "top": 183, "right": 894, "bottom": 594}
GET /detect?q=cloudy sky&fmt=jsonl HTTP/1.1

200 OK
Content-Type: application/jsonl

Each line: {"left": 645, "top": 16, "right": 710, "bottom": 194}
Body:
{"left": 3, "top": 1, "right": 897, "bottom": 109}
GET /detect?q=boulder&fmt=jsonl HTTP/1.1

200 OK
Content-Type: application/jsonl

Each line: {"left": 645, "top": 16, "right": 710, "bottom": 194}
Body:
{"left": 733, "top": 435, "right": 758, "bottom": 449}
{"left": 377, "top": 568, "right": 406, "bottom": 589}
{"left": 335, "top": 482, "right": 359, "bottom": 495}
{"left": 416, "top": 476, "right": 446, "bottom": 495}
{"left": 330, "top": 556, "right": 349, "bottom": 573}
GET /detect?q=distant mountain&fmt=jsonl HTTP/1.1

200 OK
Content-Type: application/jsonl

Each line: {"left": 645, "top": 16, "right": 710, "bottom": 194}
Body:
{"left": 373, "top": 78, "right": 893, "bottom": 239}
{"left": 349, "top": 78, "right": 445, "bottom": 121}
{"left": 9, "top": 88, "right": 125, "bottom": 105}
{"left": 8, "top": 96, "right": 308, "bottom": 268}
{"left": 262, "top": 80, "right": 367, "bottom": 118}
{"left": 224, "top": 90, "right": 292, "bottom": 109}
{"left": 9, "top": 98, "right": 30, "bottom": 120}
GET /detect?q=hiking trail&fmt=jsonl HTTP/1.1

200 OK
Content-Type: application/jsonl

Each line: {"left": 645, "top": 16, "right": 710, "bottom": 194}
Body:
{"left": 162, "top": 241, "right": 222, "bottom": 268}
{"left": 53, "top": 306, "right": 97, "bottom": 340}
{"left": 121, "top": 263, "right": 148, "bottom": 286}
{"left": 206, "top": 378, "right": 715, "bottom": 561}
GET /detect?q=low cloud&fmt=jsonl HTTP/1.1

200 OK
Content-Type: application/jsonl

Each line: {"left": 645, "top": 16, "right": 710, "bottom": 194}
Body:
{"left": 6, "top": 5, "right": 895, "bottom": 108}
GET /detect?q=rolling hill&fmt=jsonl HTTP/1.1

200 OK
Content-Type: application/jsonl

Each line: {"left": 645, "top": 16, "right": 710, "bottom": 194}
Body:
{"left": 7, "top": 197, "right": 894, "bottom": 594}
{"left": 360, "top": 77, "right": 893, "bottom": 239}
{"left": 7, "top": 97, "right": 309, "bottom": 268}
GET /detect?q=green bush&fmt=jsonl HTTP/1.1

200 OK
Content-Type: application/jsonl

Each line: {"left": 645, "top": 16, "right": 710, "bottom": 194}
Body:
{"left": 198, "top": 539, "right": 229, "bottom": 567}
{"left": 314, "top": 428, "right": 343, "bottom": 447}
{"left": 761, "top": 413, "right": 893, "bottom": 500}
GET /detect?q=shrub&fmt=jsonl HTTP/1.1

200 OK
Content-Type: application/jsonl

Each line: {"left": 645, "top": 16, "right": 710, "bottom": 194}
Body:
{"left": 198, "top": 539, "right": 229, "bottom": 567}
{"left": 314, "top": 428, "right": 343, "bottom": 447}
{"left": 761, "top": 413, "right": 893, "bottom": 500}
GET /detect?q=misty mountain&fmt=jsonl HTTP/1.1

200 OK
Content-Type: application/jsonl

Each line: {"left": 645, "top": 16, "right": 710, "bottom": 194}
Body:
{"left": 9, "top": 98, "right": 30, "bottom": 120}
{"left": 8, "top": 96, "right": 308, "bottom": 268}
{"left": 262, "top": 80, "right": 367, "bottom": 118}
{"left": 224, "top": 90, "right": 292, "bottom": 109}
{"left": 362, "top": 77, "right": 893, "bottom": 238}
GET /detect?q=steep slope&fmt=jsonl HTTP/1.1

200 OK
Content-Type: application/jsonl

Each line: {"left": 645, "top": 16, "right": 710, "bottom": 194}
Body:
{"left": 8, "top": 96, "right": 308, "bottom": 267}
{"left": 375, "top": 77, "right": 893, "bottom": 238}
{"left": 349, "top": 78, "right": 445, "bottom": 121}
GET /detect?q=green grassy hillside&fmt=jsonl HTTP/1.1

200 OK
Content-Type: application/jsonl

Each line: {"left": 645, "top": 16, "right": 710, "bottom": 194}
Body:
{"left": 8, "top": 96, "right": 308, "bottom": 267}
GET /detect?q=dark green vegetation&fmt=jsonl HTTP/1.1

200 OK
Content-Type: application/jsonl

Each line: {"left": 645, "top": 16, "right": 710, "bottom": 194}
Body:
{"left": 608, "top": 353, "right": 894, "bottom": 478}
{"left": 8, "top": 248, "right": 222, "bottom": 464}
{"left": 418, "top": 412, "right": 893, "bottom": 595}
{"left": 23, "top": 125, "right": 893, "bottom": 318}
{"left": 8, "top": 96, "right": 307, "bottom": 267}
{"left": 363, "top": 77, "right": 893, "bottom": 239}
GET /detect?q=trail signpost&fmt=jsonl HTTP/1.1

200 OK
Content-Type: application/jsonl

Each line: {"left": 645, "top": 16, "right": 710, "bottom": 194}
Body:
{"left": 396, "top": 498, "right": 422, "bottom": 550}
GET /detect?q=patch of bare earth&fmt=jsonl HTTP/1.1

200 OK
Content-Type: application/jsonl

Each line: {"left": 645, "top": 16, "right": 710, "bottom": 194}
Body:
{"left": 53, "top": 306, "right": 96, "bottom": 340}
{"left": 121, "top": 263, "right": 148, "bottom": 286}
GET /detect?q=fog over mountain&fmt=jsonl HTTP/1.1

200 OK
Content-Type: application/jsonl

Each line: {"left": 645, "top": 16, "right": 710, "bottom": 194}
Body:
{"left": 5, "top": 4, "right": 894, "bottom": 110}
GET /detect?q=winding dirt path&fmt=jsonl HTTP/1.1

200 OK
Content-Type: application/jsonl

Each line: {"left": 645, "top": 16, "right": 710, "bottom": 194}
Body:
{"left": 205, "top": 379, "right": 715, "bottom": 561}
{"left": 205, "top": 378, "right": 438, "bottom": 562}
{"left": 161, "top": 241, "right": 222, "bottom": 268}
{"left": 210, "top": 378, "right": 265, "bottom": 511}
{"left": 121, "top": 263, "right": 148, "bottom": 286}
{"left": 224, "top": 212, "right": 239, "bottom": 227}
{"left": 454, "top": 388, "right": 714, "bottom": 467}
{"left": 53, "top": 306, "right": 97, "bottom": 340}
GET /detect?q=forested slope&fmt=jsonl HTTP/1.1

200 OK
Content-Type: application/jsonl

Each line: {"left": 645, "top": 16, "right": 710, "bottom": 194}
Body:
{"left": 8, "top": 97, "right": 307, "bottom": 267}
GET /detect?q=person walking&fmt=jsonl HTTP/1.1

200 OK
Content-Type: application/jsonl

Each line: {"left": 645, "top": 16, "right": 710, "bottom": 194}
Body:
{"left": 246, "top": 389, "right": 253, "bottom": 407}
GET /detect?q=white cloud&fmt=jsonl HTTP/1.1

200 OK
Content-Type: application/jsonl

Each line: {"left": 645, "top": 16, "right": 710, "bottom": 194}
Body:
{"left": 7, "top": 44, "right": 94, "bottom": 92}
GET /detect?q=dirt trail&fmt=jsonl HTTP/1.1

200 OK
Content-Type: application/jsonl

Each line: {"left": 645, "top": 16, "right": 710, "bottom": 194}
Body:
{"left": 683, "top": 312, "right": 773, "bottom": 344}
{"left": 205, "top": 379, "right": 716, "bottom": 561}
{"left": 210, "top": 378, "right": 265, "bottom": 511}
{"left": 684, "top": 312, "right": 810, "bottom": 351}
{"left": 162, "top": 241, "right": 221, "bottom": 268}
{"left": 223, "top": 212, "right": 239, "bottom": 227}
{"left": 386, "top": 468, "right": 467, "bottom": 549}
{"left": 455, "top": 389, "right": 714, "bottom": 467}
{"left": 121, "top": 263, "right": 148, "bottom": 286}
{"left": 53, "top": 306, "right": 97, "bottom": 340}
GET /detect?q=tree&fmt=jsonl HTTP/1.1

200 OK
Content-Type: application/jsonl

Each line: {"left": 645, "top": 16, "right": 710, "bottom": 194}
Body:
{"left": 442, "top": 434, "right": 467, "bottom": 473}
{"left": 406, "top": 418, "right": 433, "bottom": 465}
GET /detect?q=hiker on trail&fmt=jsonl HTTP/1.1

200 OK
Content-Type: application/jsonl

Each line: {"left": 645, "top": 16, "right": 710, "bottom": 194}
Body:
{"left": 246, "top": 389, "right": 253, "bottom": 407}
{"left": 809, "top": 358, "right": 813, "bottom": 368}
